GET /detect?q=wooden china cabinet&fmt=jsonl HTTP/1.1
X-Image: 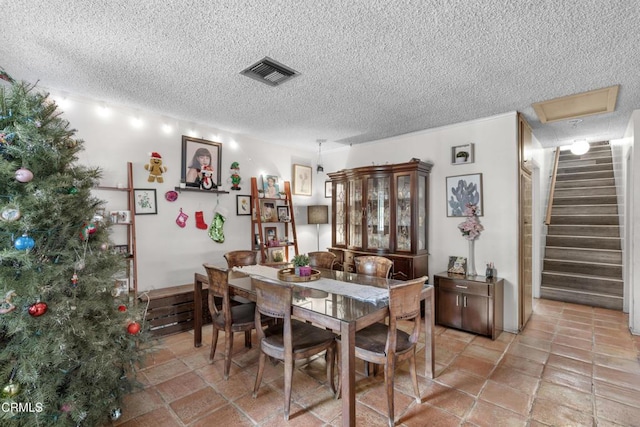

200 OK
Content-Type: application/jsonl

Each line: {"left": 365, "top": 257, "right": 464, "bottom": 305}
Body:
{"left": 327, "top": 159, "right": 432, "bottom": 280}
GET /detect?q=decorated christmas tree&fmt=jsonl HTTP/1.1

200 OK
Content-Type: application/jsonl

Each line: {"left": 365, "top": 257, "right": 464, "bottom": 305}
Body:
{"left": 0, "top": 69, "right": 149, "bottom": 426}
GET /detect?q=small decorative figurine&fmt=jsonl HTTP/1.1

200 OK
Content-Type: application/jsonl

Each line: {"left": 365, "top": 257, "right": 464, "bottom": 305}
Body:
{"left": 229, "top": 162, "right": 242, "bottom": 190}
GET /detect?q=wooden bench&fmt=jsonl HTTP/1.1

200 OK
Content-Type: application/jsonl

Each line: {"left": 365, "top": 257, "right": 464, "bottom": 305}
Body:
{"left": 141, "top": 283, "right": 212, "bottom": 337}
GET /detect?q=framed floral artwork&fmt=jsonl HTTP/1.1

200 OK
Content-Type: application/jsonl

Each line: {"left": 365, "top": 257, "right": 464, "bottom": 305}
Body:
{"left": 325, "top": 180, "right": 332, "bottom": 198}
{"left": 236, "top": 195, "right": 251, "bottom": 216}
{"left": 133, "top": 189, "right": 157, "bottom": 215}
{"left": 292, "top": 164, "right": 312, "bottom": 196}
{"left": 446, "top": 173, "right": 483, "bottom": 217}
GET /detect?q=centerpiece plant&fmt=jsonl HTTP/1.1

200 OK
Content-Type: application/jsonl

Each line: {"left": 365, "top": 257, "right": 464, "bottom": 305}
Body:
{"left": 292, "top": 254, "right": 311, "bottom": 276}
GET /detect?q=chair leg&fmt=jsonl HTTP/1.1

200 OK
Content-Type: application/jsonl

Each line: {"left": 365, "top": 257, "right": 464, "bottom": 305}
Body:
{"left": 283, "top": 360, "right": 293, "bottom": 421}
{"left": 253, "top": 352, "right": 266, "bottom": 398}
{"left": 409, "top": 353, "right": 421, "bottom": 403}
{"left": 384, "top": 359, "right": 396, "bottom": 427}
{"left": 244, "top": 330, "right": 252, "bottom": 348}
{"left": 335, "top": 341, "right": 341, "bottom": 400}
{"left": 326, "top": 346, "right": 336, "bottom": 395}
{"left": 224, "top": 330, "right": 234, "bottom": 380}
{"left": 209, "top": 328, "right": 219, "bottom": 363}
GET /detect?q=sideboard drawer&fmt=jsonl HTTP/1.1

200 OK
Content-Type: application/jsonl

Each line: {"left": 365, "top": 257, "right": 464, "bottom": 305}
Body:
{"left": 437, "top": 278, "right": 490, "bottom": 296}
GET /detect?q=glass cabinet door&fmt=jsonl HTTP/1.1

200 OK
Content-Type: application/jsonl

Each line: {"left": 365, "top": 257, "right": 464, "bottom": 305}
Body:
{"left": 334, "top": 181, "right": 346, "bottom": 246}
{"left": 366, "top": 176, "right": 390, "bottom": 250}
{"left": 348, "top": 178, "right": 363, "bottom": 248}
{"left": 418, "top": 175, "right": 427, "bottom": 251}
{"left": 396, "top": 174, "right": 412, "bottom": 251}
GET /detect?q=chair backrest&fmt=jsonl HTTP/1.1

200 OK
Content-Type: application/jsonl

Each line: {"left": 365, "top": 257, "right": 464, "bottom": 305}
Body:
{"left": 252, "top": 277, "right": 294, "bottom": 353}
{"left": 354, "top": 255, "right": 393, "bottom": 278}
{"left": 387, "top": 276, "right": 427, "bottom": 351}
{"left": 202, "top": 263, "right": 231, "bottom": 319}
{"left": 253, "top": 277, "right": 292, "bottom": 320}
{"left": 307, "top": 251, "right": 337, "bottom": 269}
{"left": 224, "top": 250, "right": 258, "bottom": 268}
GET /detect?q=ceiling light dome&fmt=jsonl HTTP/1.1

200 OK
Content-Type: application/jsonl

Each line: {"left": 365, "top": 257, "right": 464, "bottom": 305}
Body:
{"left": 570, "top": 139, "right": 590, "bottom": 155}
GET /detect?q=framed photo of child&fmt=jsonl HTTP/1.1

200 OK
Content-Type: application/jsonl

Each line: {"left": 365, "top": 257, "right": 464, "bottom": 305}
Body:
{"left": 262, "top": 175, "right": 280, "bottom": 198}
{"left": 181, "top": 135, "right": 222, "bottom": 188}
{"left": 261, "top": 201, "right": 277, "bottom": 222}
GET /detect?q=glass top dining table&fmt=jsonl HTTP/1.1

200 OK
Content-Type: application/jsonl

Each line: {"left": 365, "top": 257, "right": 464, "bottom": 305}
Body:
{"left": 192, "top": 266, "right": 434, "bottom": 427}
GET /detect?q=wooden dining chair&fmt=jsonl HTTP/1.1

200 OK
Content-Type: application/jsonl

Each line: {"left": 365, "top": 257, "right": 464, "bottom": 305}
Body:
{"left": 202, "top": 263, "right": 260, "bottom": 380}
{"left": 252, "top": 276, "right": 337, "bottom": 421}
{"left": 307, "top": 251, "right": 337, "bottom": 270}
{"left": 337, "top": 276, "right": 426, "bottom": 427}
{"left": 354, "top": 255, "right": 393, "bottom": 278}
{"left": 223, "top": 250, "right": 258, "bottom": 267}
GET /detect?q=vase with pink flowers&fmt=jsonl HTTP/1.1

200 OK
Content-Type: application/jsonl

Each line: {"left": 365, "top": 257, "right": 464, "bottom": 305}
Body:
{"left": 457, "top": 203, "right": 483, "bottom": 276}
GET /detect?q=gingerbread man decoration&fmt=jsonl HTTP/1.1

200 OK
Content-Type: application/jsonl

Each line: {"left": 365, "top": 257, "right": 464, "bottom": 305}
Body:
{"left": 144, "top": 152, "right": 167, "bottom": 183}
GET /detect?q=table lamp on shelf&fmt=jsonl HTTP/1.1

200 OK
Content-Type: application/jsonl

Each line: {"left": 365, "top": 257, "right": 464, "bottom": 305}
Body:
{"left": 307, "top": 205, "right": 329, "bottom": 251}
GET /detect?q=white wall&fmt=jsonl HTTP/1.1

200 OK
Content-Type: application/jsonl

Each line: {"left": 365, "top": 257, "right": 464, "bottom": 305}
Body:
{"left": 323, "top": 113, "right": 522, "bottom": 333}
{"left": 619, "top": 110, "right": 639, "bottom": 333}
{"left": 53, "top": 93, "right": 328, "bottom": 293}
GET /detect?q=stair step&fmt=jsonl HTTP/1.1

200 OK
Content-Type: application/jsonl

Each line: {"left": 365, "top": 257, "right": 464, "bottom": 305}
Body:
{"left": 556, "top": 163, "right": 613, "bottom": 174}
{"left": 551, "top": 205, "right": 618, "bottom": 215}
{"left": 541, "top": 271, "right": 623, "bottom": 295}
{"left": 557, "top": 157, "right": 614, "bottom": 167}
{"left": 547, "top": 225, "right": 620, "bottom": 237}
{"left": 550, "top": 215, "right": 620, "bottom": 225}
{"left": 555, "top": 178, "right": 615, "bottom": 188}
{"left": 552, "top": 195, "right": 617, "bottom": 205}
{"left": 556, "top": 171, "right": 615, "bottom": 181}
{"left": 543, "top": 259, "right": 622, "bottom": 278}
{"left": 559, "top": 151, "right": 612, "bottom": 161}
{"left": 554, "top": 186, "right": 617, "bottom": 197}
{"left": 545, "top": 247, "right": 622, "bottom": 264}
{"left": 540, "top": 287, "right": 623, "bottom": 310}
{"left": 545, "top": 235, "right": 621, "bottom": 250}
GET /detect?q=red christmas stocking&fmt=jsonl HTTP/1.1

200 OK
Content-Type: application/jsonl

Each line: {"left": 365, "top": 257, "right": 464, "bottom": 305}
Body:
{"left": 176, "top": 208, "right": 188, "bottom": 228}
{"left": 195, "top": 211, "right": 208, "bottom": 230}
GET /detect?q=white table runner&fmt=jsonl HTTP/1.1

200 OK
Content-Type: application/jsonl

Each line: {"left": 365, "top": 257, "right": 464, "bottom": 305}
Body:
{"left": 232, "top": 265, "right": 389, "bottom": 303}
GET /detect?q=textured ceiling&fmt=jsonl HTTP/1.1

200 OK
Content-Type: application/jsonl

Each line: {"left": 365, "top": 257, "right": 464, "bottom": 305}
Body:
{"left": 2, "top": 1, "right": 639, "bottom": 152}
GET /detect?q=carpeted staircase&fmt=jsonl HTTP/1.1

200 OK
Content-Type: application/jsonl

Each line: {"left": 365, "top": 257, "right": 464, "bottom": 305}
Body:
{"left": 541, "top": 141, "right": 623, "bottom": 310}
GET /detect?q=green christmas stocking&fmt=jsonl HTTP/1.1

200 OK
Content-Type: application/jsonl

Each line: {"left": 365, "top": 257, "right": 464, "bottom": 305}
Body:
{"left": 208, "top": 212, "right": 225, "bottom": 243}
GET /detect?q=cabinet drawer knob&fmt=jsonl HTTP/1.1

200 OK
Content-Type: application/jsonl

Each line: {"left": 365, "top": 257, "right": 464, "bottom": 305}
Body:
{"left": 455, "top": 285, "right": 468, "bottom": 289}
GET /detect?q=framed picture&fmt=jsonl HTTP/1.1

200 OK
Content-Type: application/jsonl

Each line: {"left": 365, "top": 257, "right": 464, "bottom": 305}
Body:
{"left": 265, "top": 226, "right": 278, "bottom": 243}
{"left": 262, "top": 175, "right": 280, "bottom": 198}
{"left": 261, "top": 201, "right": 277, "bottom": 221}
{"left": 447, "top": 256, "right": 467, "bottom": 275}
{"left": 181, "top": 135, "right": 222, "bottom": 188}
{"left": 133, "top": 189, "right": 157, "bottom": 215}
{"left": 451, "top": 143, "right": 474, "bottom": 165}
{"left": 446, "top": 173, "right": 483, "bottom": 217}
{"left": 325, "top": 180, "right": 332, "bottom": 198}
{"left": 277, "top": 205, "right": 290, "bottom": 222}
{"left": 268, "top": 247, "right": 285, "bottom": 263}
{"left": 112, "top": 244, "right": 129, "bottom": 256}
{"left": 254, "top": 233, "right": 261, "bottom": 249}
{"left": 236, "top": 195, "right": 252, "bottom": 216}
{"left": 292, "top": 164, "right": 312, "bottom": 196}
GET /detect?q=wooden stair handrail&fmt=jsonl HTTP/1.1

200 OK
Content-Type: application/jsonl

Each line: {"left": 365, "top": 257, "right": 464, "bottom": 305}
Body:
{"left": 544, "top": 147, "right": 561, "bottom": 225}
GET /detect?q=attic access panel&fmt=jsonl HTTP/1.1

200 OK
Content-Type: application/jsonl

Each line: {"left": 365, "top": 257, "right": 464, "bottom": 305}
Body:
{"left": 532, "top": 85, "right": 619, "bottom": 123}
{"left": 240, "top": 57, "right": 299, "bottom": 87}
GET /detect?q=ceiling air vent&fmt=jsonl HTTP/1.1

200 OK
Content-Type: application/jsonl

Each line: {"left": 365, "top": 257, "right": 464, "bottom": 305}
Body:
{"left": 240, "top": 57, "right": 299, "bottom": 87}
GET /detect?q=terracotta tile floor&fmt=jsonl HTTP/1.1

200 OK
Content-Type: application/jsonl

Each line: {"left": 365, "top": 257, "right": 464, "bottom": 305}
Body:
{"left": 112, "top": 299, "right": 640, "bottom": 426}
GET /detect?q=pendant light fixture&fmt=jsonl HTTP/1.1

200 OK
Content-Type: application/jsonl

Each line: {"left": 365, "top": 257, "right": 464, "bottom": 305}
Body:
{"left": 316, "top": 139, "right": 326, "bottom": 173}
{"left": 570, "top": 139, "right": 590, "bottom": 155}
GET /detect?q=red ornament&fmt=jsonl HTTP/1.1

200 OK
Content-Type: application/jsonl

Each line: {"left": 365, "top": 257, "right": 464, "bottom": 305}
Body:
{"left": 28, "top": 302, "right": 48, "bottom": 317}
{"left": 127, "top": 322, "right": 141, "bottom": 335}
{"left": 117, "top": 305, "right": 127, "bottom": 312}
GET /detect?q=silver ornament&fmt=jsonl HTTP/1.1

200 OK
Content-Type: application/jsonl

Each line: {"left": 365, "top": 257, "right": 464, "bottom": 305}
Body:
{"left": 110, "top": 408, "right": 122, "bottom": 421}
